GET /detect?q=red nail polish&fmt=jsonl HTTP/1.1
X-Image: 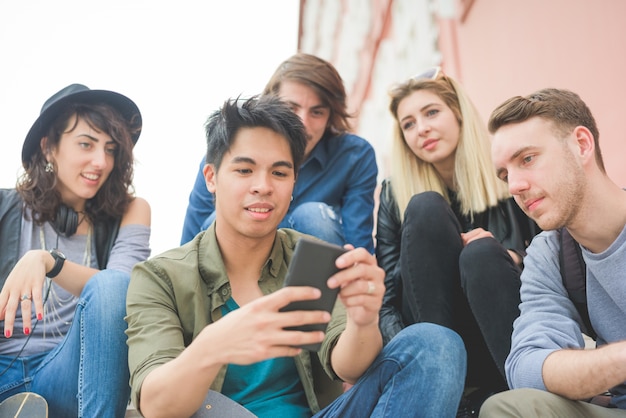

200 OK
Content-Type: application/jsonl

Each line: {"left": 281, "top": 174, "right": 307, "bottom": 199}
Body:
{"left": 37, "top": 313, "right": 43, "bottom": 321}
{"left": 4, "top": 330, "right": 11, "bottom": 338}
{"left": 24, "top": 328, "right": 30, "bottom": 335}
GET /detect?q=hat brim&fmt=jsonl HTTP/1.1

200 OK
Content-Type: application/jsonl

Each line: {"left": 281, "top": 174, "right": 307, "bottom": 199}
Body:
{"left": 22, "top": 89, "right": 142, "bottom": 164}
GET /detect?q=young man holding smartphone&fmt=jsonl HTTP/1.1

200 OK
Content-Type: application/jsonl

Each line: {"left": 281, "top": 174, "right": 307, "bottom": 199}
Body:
{"left": 126, "top": 96, "right": 467, "bottom": 418}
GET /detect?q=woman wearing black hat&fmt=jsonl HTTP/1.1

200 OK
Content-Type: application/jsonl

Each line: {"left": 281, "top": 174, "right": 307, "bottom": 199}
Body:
{"left": 0, "top": 84, "right": 151, "bottom": 417}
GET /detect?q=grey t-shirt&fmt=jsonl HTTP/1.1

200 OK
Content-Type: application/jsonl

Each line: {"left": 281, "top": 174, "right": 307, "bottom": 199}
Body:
{"left": 1, "top": 216, "right": 150, "bottom": 356}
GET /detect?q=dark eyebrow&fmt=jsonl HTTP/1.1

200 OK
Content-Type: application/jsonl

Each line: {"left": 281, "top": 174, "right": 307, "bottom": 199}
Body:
{"left": 76, "top": 133, "right": 99, "bottom": 141}
{"left": 285, "top": 100, "right": 328, "bottom": 112}
{"left": 273, "top": 160, "right": 294, "bottom": 169}
{"left": 75, "top": 132, "right": 115, "bottom": 145}
{"left": 231, "top": 156, "right": 293, "bottom": 170}
{"left": 310, "top": 104, "right": 329, "bottom": 111}
{"left": 231, "top": 156, "right": 255, "bottom": 165}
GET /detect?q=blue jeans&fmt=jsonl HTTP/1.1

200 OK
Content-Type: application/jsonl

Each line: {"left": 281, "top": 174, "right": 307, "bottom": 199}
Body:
{"left": 315, "top": 323, "right": 467, "bottom": 418}
{"left": 0, "top": 270, "right": 131, "bottom": 418}
{"left": 282, "top": 202, "right": 344, "bottom": 247}
{"left": 202, "top": 202, "right": 345, "bottom": 247}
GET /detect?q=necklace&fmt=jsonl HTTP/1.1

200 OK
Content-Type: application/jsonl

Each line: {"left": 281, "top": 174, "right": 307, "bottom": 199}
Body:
{"left": 38, "top": 225, "right": 92, "bottom": 338}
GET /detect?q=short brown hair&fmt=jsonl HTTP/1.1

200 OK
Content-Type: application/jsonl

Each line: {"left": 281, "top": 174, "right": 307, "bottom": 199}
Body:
{"left": 488, "top": 88, "right": 604, "bottom": 172}
{"left": 263, "top": 53, "right": 351, "bottom": 134}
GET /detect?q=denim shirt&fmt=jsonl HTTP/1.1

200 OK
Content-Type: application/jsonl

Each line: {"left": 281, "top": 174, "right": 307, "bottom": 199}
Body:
{"left": 180, "top": 133, "right": 378, "bottom": 253}
{"left": 126, "top": 225, "right": 346, "bottom": 414}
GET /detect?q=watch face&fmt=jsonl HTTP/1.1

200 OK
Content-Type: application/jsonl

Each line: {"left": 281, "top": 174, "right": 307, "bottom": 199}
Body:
{"left": 51, "top": 249, "right": 66, "bottom": 260}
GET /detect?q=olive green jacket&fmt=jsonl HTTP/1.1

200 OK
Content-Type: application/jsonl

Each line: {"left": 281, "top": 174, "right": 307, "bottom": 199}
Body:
{"left": 126, "top": 225, "right": 346, "bottom": 414}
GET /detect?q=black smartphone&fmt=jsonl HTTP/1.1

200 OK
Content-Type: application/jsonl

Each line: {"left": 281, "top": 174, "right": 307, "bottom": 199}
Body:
{"left": 280, "top": 237, "right": 348, "bottom": 351}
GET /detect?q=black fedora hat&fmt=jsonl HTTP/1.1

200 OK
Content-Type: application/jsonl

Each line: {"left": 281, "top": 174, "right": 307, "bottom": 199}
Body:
{"left": 22, "top": 83, "right": 142, "bottom": 164}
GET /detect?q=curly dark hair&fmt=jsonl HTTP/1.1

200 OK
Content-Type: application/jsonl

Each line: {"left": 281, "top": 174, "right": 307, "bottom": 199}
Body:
{"left": 17, "top": 102, "right": 141, "bottom": 225}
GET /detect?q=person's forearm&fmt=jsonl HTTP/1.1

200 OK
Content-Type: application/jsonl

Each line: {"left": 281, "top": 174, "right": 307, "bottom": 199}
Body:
{"left": 331, "top": 321, "right": 382, "bottom": 383}
{"left": 38, "top": 250, "right": 98, "bottom": 296}
{"left": 139, "top": 344, "right": 222, "bottom": 418}
{"left": 543, "top": 341, "right": 626, "bottom": 399}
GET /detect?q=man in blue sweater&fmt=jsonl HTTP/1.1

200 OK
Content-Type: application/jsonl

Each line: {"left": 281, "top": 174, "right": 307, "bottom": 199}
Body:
{"left": 482, "top": 88, "right": 626, "bottom": 417}
{"left": 181, "top": 53, "right": 377, "bottom": 253}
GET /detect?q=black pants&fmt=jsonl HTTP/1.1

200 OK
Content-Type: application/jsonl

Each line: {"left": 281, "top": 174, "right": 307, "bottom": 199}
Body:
{"left": 400, "top": 192, "right": 521, "bottom": 391}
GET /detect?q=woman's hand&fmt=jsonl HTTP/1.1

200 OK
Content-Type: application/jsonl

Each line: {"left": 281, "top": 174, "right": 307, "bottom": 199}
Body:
{"left": 462, "top": 228, "right": 522, "bottom": 266}
{"left": 0, "top": 250, "right": 52, "bottom": 338}
{"left": 461, "top": 228, "right": 494, "bottom": 246}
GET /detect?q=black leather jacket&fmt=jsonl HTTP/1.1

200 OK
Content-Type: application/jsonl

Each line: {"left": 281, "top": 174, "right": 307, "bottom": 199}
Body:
{"left": 375, "top": 179, "right": 540, "bottom": 345}
{"left": 0, "top": 188, "right": 121, "bottom": 290}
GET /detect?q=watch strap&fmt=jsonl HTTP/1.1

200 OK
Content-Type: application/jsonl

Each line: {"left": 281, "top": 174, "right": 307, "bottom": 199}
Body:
{"left": 47, "top": 249, "right": 66, "bottom": 278}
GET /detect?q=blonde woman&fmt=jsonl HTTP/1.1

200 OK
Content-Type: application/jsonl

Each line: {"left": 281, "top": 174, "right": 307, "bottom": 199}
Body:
{"left": 376, "top": 68, "right": 539, "bottom": 412}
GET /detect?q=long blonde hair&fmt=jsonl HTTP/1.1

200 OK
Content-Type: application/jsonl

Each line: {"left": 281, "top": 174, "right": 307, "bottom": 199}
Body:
{"left": 388, "top": 73, "right": 509, "bottom": 221}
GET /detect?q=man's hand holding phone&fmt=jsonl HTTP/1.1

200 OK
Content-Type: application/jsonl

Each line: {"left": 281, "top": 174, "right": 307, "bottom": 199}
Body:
{"left": 280, "top": 237, "right": 385, "bottom": 351}
{"left": 324, "top": 244, "right": 385, "bottom": 383}
{"left": 327, "top": 245, "right": 385, "bottom": 329}
{"left": 280, "top": 238, "right": 347, "bottom": 350}
{"left": 204, "top": 285, "right": 331, "bottom": 365}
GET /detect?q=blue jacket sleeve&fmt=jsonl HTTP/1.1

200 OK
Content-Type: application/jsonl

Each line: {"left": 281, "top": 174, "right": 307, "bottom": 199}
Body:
{"left": 339, "top": 142, "right": 377, "bottom": 253}
{"left": 180, "top": 156, "right": 215, "bottom": 245}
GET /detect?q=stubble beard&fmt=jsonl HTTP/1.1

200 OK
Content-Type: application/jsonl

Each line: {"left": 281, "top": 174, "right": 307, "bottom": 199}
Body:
{"left": 535, "top": 154, "right": 587, "bottom": 231}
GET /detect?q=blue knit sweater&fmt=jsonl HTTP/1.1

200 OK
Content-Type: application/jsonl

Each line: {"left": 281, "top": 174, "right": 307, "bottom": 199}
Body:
{"left": 507, "top": 226, "right": 626, "bottom": 408}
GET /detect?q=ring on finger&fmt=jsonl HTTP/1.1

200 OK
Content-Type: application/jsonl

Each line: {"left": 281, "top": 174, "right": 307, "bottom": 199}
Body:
{"left": 367, "top": 282, "right": 375, "bottom": 295}
{"left": 21, "top": 293, "right": 31, "bottom": 302}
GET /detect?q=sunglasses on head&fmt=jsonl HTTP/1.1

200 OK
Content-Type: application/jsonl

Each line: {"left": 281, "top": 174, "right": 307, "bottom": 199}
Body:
{"left": 411, "top": 66, "right": 442, "bottom": 81}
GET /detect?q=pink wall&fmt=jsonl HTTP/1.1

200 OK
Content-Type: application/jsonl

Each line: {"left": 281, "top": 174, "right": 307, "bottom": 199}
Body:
{"left": 439, "top": 0, "right": 626, "bottom": 185}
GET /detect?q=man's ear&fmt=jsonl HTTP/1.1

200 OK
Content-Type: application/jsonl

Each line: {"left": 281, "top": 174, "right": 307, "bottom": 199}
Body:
{"left": 203, "top": 163, "right": 217, "bottom": 193}
{"left": 573, "top": 125, "right": 595, "bottom": 166}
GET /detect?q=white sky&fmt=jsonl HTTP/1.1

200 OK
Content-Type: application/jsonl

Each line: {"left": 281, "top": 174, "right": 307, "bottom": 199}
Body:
{"left": 0, "top": 0, "right": 299, "bottom": 255}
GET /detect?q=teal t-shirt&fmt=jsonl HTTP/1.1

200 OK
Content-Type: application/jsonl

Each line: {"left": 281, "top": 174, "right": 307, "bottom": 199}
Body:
{"left": 221, "top": 297, "right": 311, "bottom": 418}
